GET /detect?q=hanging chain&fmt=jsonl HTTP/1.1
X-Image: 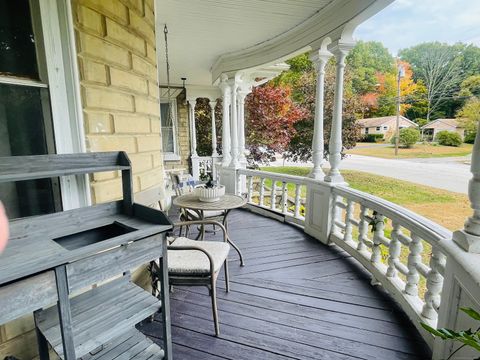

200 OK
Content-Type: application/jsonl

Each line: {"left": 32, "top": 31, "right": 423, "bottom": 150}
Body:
{"left": 163, "top": 24, "right": 173, "bottom": 126}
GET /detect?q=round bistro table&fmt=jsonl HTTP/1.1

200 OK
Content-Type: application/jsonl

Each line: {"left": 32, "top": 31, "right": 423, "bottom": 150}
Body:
{"left": 173, "top": 193, "right": 247, "bottom": 266}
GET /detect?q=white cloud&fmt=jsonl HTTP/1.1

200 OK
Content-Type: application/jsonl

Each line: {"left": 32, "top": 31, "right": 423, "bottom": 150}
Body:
{"left": 354, "top": 0, "right": 480, "bottom": 54}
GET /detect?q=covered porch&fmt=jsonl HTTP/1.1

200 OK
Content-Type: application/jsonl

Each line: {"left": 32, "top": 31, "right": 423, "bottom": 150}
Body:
{"left": 140, "top": 209, "right": 431, "bottom": 359}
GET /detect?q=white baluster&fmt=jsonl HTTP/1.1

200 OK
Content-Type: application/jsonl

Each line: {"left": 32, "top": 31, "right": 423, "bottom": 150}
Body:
{"left": 281, "top": 182, "right": 288, "bottom": 214}
{"left": 259, "top": 178, "right": 265, "bottom": 207}
{"left": 422, "top": 249, "right": 446, "bottom": 320}
{"left": 294, "top": 184, "right": 301, "bottom": 218}
{"left": 371, "top": 212, "right": 385, "bottom": 265}
{"left": 405, "top": 233, "right": 423, "bottom": 296}
{"left": 247, "top": 176, "right": 253, "bottom": 203}
{"left": 330, "top": 194, "right": 339, "bottom": 235}
{"left": 387, "top": 222, "right": 402, "bottom": 278}
{"left": 344, "top": 200, "right": 354, "bottom": 243}
{"left": 270, "top": 180, "right": 276, "bottom": 210}
{"left": 357, "top": 205, "right": 368, "bottom": 252}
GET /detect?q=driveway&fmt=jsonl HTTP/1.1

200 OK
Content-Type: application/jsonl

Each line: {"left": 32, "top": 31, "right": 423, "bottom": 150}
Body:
{"left": 271, "top": 154, "right": 470, "bottom": 194}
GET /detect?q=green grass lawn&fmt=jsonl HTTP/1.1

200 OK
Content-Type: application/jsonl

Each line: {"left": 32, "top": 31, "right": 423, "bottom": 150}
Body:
{"left": 347, "top": 143, "right": 473, "bottom": 159}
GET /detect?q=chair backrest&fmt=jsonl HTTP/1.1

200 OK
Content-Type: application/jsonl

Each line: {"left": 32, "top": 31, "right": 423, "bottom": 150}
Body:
{"left": 170, "top": 173, "right": 197, "bottom": 196}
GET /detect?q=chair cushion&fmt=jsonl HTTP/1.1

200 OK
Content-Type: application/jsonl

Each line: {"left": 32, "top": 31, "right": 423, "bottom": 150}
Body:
{"left": 168, "top": 237, "right": 230, "bottom": 275}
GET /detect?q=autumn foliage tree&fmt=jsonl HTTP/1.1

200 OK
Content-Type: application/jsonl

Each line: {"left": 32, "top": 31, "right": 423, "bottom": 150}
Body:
{"left": 245, "top": 84, "right": 307, "bottom": 165}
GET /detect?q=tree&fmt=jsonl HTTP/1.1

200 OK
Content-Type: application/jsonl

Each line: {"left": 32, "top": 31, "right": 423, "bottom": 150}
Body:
{"left": 459, "top": 75, "right": 480, "bottom": 98}
{"left": 457, "top": 97, "right": 480, "bottom": 143}
{"left": 194, "top": 98, "right": 222, "bottom": 156}
{"left": 363, "top": 60, "right": 418, "bottom": 117}
{"left": 347, "top": 41, "right": 395, "bottom": 95}
{"left": 245, "top": 84, "right": 307, "bottom": 165}
{"left": 400, "top": 42, "right": 464, "bottom": 121}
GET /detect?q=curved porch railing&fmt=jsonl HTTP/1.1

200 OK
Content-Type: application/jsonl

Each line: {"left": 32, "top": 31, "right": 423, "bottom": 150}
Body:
{"left": 329, "top": 185, "right": 459, "bottom": 348}
{"left": 233, "top": 169, "right": 469, "bottom": 351}
{"left": 238, "top": 169, "right": 307, "bottom": 226}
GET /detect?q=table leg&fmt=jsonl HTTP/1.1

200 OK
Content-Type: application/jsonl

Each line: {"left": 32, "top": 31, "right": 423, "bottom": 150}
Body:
{"left": 223, "top": 210, "right": 245, "bottom": 266}
{"left": 55, "top": 265, "right": 76, "bottom": 360}
{"left": 159, "top": 238, "right": 173, "bottom": 360}
{"left": 34, "top": 310, "right": 50, "bottom": 360}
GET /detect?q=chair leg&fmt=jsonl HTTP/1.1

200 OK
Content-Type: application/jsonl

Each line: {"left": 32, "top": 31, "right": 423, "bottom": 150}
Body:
{"left": 224, "top": 260, "right": 230, "bottom": 293}
{"left": 210, "top": 275, "right": 220, "bottom": 336}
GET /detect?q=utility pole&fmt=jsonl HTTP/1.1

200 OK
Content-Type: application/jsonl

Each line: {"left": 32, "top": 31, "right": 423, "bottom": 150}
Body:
{"left": 395, "top": 63, "right": 405, "bottom": 156}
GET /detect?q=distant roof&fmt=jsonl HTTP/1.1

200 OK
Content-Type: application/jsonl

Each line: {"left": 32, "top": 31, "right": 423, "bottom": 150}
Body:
{"left": 357, "top": 116, "right": 417, "bottom": 128}
{"left": 421, "top": 118, "right": 461, "bottom": 129}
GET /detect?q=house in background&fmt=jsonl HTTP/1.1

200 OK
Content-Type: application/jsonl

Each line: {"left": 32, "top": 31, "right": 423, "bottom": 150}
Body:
{"left": 421, "top": 118, "right": 465, "bottom": 141}
{"left": 357, "top": 115, "right": 418, "bottom": 140}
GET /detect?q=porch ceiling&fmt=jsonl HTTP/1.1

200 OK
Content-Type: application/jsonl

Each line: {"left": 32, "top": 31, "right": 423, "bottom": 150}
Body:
{"left": 155, "top": 0, "right": 393, "bottom": 87}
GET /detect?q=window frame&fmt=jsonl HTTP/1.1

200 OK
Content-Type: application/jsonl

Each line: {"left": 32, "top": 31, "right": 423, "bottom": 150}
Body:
{"left": 160, "top": 98, "right": 181, "bottom": 161}
{"left": 0, "top": 0, "right": 90, "bottom": 210}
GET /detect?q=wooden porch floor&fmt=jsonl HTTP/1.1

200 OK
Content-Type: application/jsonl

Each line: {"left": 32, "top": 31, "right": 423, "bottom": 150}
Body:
{"left": 139, "top": 209, "right": 431, "bottom": 360}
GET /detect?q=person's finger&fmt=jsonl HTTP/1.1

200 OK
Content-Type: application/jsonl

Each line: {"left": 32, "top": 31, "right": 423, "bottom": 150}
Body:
{"left": 0, "top": 201, "right": 9, "bottom": 253}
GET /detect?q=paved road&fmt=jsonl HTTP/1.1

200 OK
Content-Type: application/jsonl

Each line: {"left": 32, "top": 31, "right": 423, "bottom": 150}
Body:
{"left": 271, "top": 154, "right": 471, "bottom": 194}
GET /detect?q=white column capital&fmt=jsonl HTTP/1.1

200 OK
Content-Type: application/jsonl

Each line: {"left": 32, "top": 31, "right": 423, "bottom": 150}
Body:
{"left": 209, "top": 100, "right": 217, "bottom": 109}
{"left": 327, "top": 40, "right": 355, "bottom": 59}
{"left": 309, "top": 49, "right": 332, "bottom": 69}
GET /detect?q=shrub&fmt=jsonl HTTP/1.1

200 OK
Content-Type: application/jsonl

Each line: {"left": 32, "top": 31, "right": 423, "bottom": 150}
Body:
{"left": 390, "top": 128, "right": 420, "bottom": 148}
{"left": 436, "top": 130, "right": 462, "bottom": 147}
{"left": 464, "top": 131, "right": 476, "bottom": 144}
{"left": 362, "top": 134, "right": 384, "bottom": 143}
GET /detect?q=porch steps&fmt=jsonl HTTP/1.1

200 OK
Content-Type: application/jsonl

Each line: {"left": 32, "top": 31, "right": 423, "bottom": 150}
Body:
{"left": 35, "top": 277, "right": 162, "bottom": 359}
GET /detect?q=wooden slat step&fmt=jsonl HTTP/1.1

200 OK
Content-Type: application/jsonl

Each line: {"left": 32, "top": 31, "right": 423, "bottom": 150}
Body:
{"left": 36, "top": 277, "right": 161, "bottom": 359}
{"left": 80, "top": 329, "right": 164, "bottom": 360}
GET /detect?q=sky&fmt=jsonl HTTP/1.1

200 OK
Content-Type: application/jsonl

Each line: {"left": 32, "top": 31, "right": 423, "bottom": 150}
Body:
{"left": 354, "top": 0, "right": 480, "bottom": 55}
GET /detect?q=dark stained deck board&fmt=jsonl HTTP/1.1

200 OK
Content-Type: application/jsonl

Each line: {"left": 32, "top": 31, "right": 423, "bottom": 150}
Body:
{"left": 139, "top": 209, "right": 430, "bottom": 360}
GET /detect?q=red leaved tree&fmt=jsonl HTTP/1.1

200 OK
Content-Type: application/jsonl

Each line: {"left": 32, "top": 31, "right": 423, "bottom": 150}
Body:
{"left": 245, "top": 84, "right": 308, "bottom": 165}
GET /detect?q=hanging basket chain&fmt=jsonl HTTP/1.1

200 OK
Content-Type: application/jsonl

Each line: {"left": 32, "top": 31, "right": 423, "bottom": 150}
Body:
{"left": 164, "top": 24, "right": 173, "bottom": 127}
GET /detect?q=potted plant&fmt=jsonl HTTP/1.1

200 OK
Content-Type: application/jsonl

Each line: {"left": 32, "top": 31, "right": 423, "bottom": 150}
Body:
{"left": 421, "top": 307, "right": 480, "bottom": 359}
{"left": 195, "top": 171, "right": 225, "bottom": 202}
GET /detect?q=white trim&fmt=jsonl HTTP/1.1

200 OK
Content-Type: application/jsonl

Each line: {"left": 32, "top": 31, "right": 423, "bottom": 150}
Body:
{"left": 0, "top": 76, "right": 48, "bottom": 88}
{"left": 160, "top": 98, "right": 180, "bottom": 159}
{"left": 211, "top": 0, "right": 394, "bottom": 82}
{"left": 38, "top": 0, "right": 90, "bottom": 209}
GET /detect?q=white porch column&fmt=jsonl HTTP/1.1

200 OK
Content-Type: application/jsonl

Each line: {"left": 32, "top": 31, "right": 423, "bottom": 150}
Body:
{"left": 220, "top": 76, "right": 232, "bottom": 167}
{"left": 188, "top": 99, "right": 197, "bottom": 157}
{"left": 325, "top": 41, "right": 354, "bottom": 183}
{"left": 237, "top": 87, "right": 250, "bottom": 165}
{"left": 209, "top": 100, "right": 218, "bottom": 157}
{"left": 453, "top": 120, "right": 480, "bottom": 253}
{"left": 309, "top": 50, "right": 332, "bottom": 180}
{"left": 229, "top": 81, "right": 240, "bottom": 168}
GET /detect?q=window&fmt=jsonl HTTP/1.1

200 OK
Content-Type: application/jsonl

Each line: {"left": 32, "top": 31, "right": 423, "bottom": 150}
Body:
{"left": 160, "top": 99, "right": 180, "bottom": 160}
{"left": 376, "top": 126, "right": 381, "bottom": 131}
{"left": 0, "top": 0, "right": 88, "bottom": 218}
{"left": 365, "top": 127, "right": 369, "bottom": 134}
{"left": 0, "top": 1, "right": 61, "bottom": 218}
{"left": 383, "top": 126, "right": 388, "bottom": 130}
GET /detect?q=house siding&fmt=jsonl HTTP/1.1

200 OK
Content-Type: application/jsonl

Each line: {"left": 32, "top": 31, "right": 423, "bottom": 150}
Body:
{"left": 0, "top": 1, "right": 163, "bottom": 358}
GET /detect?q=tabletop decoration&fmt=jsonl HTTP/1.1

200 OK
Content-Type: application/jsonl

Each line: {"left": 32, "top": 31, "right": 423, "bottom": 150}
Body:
{"left": 195, "top": 171, "right": 225, "bottom": 202}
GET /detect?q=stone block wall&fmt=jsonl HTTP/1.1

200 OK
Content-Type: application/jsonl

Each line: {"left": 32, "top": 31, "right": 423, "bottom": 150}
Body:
{"left": 74, "top": 0, "right": 165, "bottom": 203}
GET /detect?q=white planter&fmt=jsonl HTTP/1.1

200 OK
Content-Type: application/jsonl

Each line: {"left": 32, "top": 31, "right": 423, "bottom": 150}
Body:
{"left": 195, "top": 185, "right": 225, "bottom": 202}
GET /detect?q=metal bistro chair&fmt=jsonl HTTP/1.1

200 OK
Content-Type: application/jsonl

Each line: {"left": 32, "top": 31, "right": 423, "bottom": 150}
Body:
{"left": 166, "top": 220, "right": 230, "bottom": 336}
{"left": 170, "top": 173, "right": 227, "bottom": 238}
{"left": 141, "top": 186, "right": 231, "bottom": 337}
